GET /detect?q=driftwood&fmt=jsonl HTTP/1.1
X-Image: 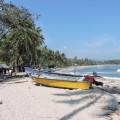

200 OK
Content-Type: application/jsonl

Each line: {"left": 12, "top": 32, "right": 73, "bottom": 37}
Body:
{"left": 6, "top": 80, "right": 28, "bottom": 84}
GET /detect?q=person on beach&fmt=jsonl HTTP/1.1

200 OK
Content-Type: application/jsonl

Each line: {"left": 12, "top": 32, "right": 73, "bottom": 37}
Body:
{"left": 84, "top": 75, "right": 103, "bottom": 87}
{"left": 84, "top": 75, "right": 95, "bottom": 87}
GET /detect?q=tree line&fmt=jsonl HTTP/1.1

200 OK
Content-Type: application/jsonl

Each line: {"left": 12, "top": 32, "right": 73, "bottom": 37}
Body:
{"left": 68, "top": 57, "right": 120, "bottom": 66}
{"left": 0, "top": 0, "right": 68, "bottom": 71}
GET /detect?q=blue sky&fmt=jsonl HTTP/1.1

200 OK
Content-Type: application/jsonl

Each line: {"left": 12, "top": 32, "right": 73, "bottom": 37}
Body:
{"left": 5, "top": 0, "right": 120, "bottom": 60}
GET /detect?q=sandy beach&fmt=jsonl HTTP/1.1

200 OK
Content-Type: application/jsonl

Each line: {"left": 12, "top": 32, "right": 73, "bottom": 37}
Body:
{"left": 0, "top": 68, "right": 120, "bottom": 120}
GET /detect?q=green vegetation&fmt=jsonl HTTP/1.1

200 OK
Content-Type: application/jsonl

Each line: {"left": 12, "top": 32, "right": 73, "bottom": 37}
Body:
{"left": 0, "top": 0, "right": 120, "bottom": 72}
{"left": 0, "top": 0, "right": 68, "bottom": 71}
{"left": 68, "top": 57, "right": 120, "bottom": 66}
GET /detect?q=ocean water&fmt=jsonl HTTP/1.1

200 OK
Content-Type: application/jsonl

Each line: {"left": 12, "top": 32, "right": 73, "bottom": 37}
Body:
{"left": 25, "top": 65, "right": 120, "bottom": 79}
{"left": 25, "top": 67, "right": 39, "bottom": 74}
{"left": 70, "top": 65, "right": 120, "bottom": 79}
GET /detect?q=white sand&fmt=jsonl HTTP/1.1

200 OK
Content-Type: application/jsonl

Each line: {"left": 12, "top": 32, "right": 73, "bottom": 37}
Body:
{"left": 0, "top": 71, "right": 120, "bottom": 120}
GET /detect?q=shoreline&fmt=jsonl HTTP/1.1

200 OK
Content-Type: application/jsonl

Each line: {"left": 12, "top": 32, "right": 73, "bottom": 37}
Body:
{"left": 0, "top": 67, "right": 120, "bottom": 120}
{"left": 55, "top": 65, "right": 108, "bottom": 73}
{"left": 56, "top": 65, "right": 120, "bottom": 80}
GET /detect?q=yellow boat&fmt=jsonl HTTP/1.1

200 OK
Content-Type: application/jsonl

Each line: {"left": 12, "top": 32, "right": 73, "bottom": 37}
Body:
{"left": 32, "top": 76, "right": 91, "bottom": 90}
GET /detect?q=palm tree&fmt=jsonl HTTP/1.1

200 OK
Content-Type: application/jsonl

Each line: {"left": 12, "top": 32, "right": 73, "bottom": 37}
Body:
{"left": 0, "top": 2, "right": 44, "bottom": 72}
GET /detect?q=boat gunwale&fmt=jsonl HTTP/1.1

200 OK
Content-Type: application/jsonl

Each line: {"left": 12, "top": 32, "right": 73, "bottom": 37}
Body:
{"left": 32, "top": 76, "right": 90, "bottom": 83}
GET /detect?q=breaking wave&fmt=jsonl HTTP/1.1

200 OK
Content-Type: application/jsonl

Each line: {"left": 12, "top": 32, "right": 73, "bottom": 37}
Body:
{"left": 117, "top": 69, "right": 120, "bottom": 72}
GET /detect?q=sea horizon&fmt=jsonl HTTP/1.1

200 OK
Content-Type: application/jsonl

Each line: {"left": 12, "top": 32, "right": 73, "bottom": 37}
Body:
{"left": 69, "top": 64, "right": 120, "bottom": 79}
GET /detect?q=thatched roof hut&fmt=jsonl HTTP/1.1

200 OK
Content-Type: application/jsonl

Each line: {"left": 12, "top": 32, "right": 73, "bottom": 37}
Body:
{"left": 0, "top": 64, "right": 9, "bottom": 69}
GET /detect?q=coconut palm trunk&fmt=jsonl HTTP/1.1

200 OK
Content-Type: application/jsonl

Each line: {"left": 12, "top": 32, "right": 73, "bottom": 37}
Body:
{"left": 14, "top": 40, "right": 19, "bottom": 72}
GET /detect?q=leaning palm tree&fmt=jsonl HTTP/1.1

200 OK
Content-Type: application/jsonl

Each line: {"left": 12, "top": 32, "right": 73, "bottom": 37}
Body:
{"left": 1, "top": 2, "right": 44, "bottom": 72}
{"left": 9, "top": 27, "right": 44, "bottom": 72}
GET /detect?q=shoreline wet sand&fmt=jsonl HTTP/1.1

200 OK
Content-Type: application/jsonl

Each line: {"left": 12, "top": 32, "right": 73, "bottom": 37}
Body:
{"left": 0, "top": 66, "right": 120, "bottom": 120}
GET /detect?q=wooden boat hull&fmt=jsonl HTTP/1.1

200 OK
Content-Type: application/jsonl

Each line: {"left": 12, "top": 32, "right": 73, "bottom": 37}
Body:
{"left": 32, "top": 77, "right": 90, "bottom": 90}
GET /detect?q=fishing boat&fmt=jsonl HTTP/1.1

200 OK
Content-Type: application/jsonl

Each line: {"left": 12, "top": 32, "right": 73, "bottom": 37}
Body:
{"left": 25, "top": 67, "right": 83, "bottom": 77}
{"left": 32, "top": 75, "right": 91, "bottom": 90}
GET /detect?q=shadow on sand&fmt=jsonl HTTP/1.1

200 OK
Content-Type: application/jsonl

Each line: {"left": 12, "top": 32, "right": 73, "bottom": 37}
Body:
{"left": 52, "top": 85, "right": 120, "bottom": 120}
{"left": 0, "top": 74, "right": 28, "bottom": 84}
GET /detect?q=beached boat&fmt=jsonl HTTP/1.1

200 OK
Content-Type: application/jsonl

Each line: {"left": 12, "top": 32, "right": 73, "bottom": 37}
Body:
{"left": 32, "top": 75, "right": 91, "bottom": 90}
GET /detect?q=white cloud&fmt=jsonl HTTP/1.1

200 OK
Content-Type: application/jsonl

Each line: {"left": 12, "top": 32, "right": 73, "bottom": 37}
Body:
{"left": 68, "top": 37, "right": 120, "bottom": 60}
{"left": 84, "top": 38, "right": 110, "bottom": 48}
{"left": 63, "top": 46, "right": 68, "bottom": 50}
